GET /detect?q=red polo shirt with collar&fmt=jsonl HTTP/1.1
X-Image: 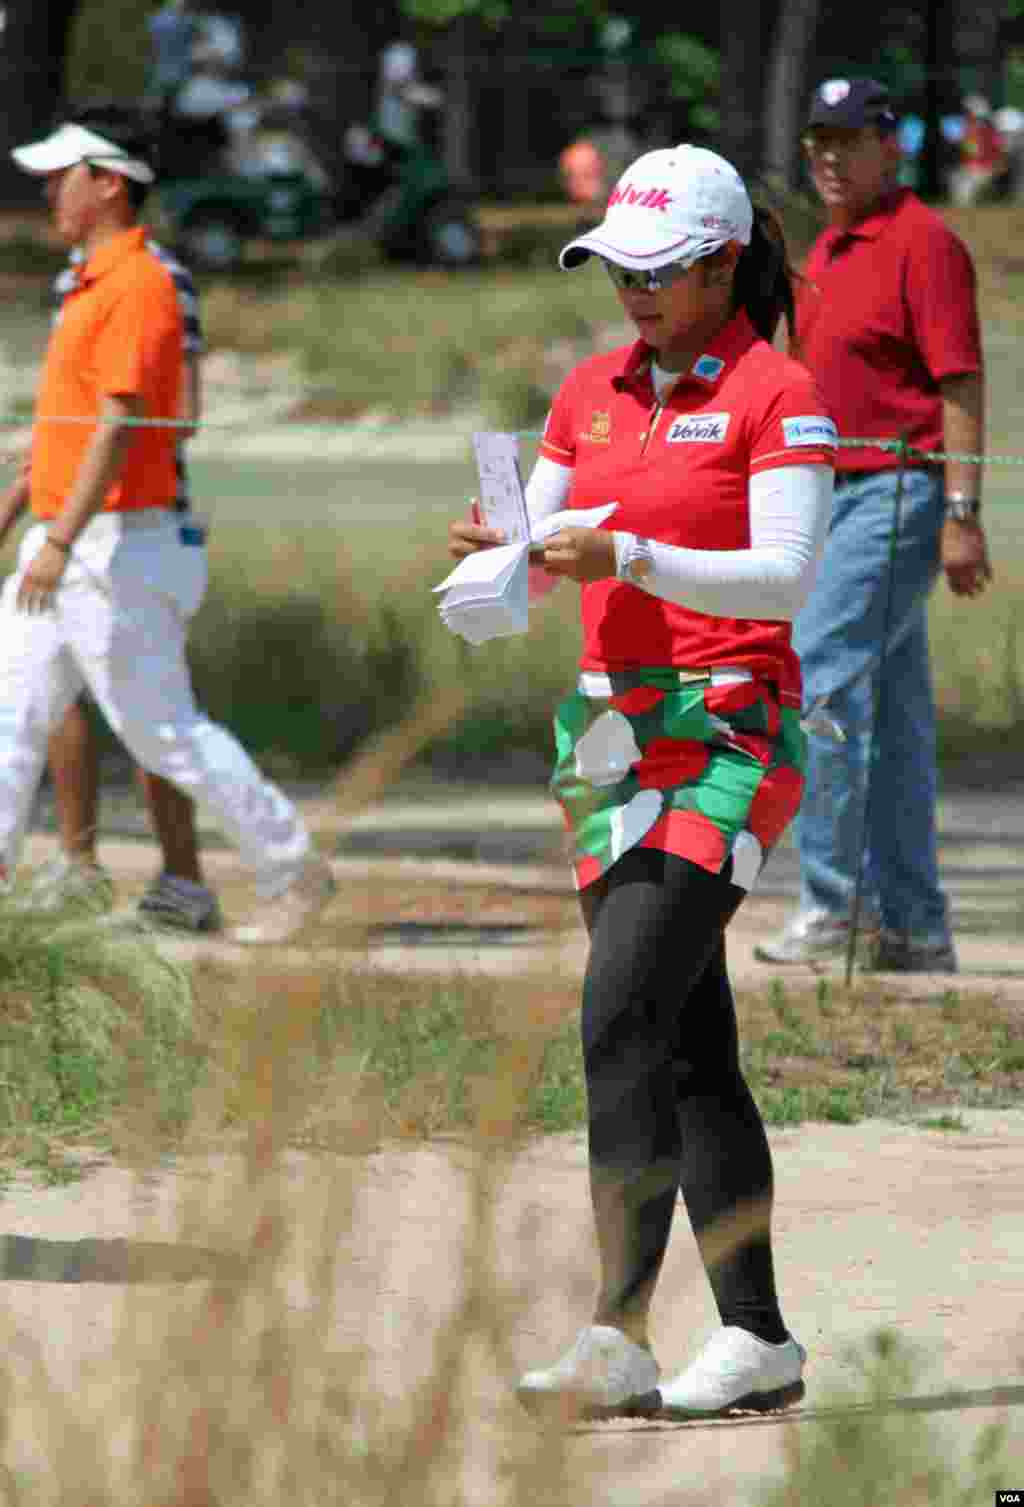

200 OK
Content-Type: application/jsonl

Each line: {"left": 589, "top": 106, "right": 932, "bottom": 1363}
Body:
{"left": 539, "top": 309, "right": 836, "bottom": 689}
{"left": 795, "top": 189, "right": 982, "bottom": 473}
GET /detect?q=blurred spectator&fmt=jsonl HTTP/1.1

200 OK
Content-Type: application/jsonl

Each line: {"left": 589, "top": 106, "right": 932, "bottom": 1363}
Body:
{"left": 174, "top": 50, "right": 250, "bottom": 120}
{"left": 164, "top": 24, "right": 249, "bottom": 178}
{"left": 376, "top": 41, "right": 442, "bottom": 150}
{"left": 559, "top": 137, "right": 606, "bottom": 206}
{"left": 559, "top": 119, "right": 640, "bottom": 209}
{"left": 227, "top": 80, "right": 329, "bottom": 187}
{"left": 951, "top": 95, "right": 1008, "bottom": 204}
{"left": 146, "top": 0, "right": 197, "bottom": 105}
{"left": 994, "top": 106, "right": 1024, "bottom": 196}
{"left": 192, "top": 10, "right": 245, "bottom": 71}
{"left": 897, "top": 111, "right": 924, "bottom": 187}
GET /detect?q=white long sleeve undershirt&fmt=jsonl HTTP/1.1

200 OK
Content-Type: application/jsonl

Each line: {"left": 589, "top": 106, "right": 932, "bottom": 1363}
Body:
{"left": 523, "top": 456, "right": 832, "bottom": 621}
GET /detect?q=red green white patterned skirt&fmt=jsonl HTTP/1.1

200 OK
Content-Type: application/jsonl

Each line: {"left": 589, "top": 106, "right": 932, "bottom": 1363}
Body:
{"left": 550, "top": 666, "right": 805, "bottom": 893}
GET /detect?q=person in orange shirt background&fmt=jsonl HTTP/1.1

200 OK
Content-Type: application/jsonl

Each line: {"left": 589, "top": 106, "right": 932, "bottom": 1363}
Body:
{"left": 0, "top": 107, "right": 334, "bottom": 944}
{"left": 2, "top": 127, "right": 222, "bottom": 932}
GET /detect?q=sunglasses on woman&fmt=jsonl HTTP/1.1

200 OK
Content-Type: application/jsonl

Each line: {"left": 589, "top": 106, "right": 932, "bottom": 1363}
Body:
{"left": 602, "top": 256, "right": 699, "bottom": 292}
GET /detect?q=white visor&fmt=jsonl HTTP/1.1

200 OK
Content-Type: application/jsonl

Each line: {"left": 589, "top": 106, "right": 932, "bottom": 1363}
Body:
{"left": 11, "top": 123, "right": 156, "bottom": 185}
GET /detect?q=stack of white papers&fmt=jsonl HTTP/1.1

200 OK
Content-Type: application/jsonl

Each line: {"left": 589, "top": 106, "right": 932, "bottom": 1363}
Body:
{"left": 435, "top": 431, "right": 618, "bottom": 645}
{"left": 435, "top": 504, "right": 618, "bottom": 645}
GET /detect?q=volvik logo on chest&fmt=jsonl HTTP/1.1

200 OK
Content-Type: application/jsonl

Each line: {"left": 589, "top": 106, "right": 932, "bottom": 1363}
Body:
{"left": 666, "top": 413, "right": 731, "bottom": 443}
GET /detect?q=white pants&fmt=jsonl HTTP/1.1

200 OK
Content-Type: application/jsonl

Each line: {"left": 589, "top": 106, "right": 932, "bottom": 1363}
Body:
{"left": 0, "top": 511, "right": 310, "bottom": 895}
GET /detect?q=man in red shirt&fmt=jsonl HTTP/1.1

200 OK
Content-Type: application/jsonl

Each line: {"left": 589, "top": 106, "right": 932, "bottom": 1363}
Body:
{"left": 757, "top": 77, "right": 991, "bottom": 973}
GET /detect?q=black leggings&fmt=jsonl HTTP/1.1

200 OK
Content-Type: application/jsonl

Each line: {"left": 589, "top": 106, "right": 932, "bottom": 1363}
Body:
{"left": 579, "top": 848, "right": 787, "bottom": 1345}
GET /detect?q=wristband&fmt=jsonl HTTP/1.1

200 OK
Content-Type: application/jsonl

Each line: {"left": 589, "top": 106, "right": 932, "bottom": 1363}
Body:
{"left": 944, "top": 493, "right": 981, "bottom": 522}
{"left": 46, "top": 534, "right": 72, "bottom": 554}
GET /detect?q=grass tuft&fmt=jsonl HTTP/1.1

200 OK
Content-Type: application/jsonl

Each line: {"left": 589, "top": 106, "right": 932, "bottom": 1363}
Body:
{"left": 0, "top": 913, "right": 197, "bottom": 1170}
{"left": 758, "top": 1330, "right": 1015, "bottom": 1507}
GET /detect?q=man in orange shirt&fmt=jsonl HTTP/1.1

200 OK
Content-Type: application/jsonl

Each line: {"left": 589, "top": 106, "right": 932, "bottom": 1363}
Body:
{"left": 0, "top": 110, "right": 334, "bottom": 943}
{"left": 1, "top": 134, "right": 222, "bottom": 930}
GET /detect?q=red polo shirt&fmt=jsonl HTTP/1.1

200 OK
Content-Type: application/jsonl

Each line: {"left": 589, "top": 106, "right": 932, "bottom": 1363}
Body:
{"left": 795, "top": 189, "right": 982, "bottom": 472}
{"left": 539, "top": 310, "right": 836, "bottom": 689}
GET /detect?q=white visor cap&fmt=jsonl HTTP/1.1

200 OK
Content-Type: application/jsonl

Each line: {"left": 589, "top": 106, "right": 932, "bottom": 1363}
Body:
{"left": 11, "top": 123, "right": 156, "bottom": 185}
{"left": 560, "top": 145, "right": 753, "bottom": 272}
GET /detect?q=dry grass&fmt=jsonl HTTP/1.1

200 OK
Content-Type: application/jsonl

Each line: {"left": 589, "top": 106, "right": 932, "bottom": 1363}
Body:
{"left": 0, "top": 970, "right": 590, "bottom": 1506}
{"left": 944, "top": 202, "right": 1024, "bottom": 327}
{"left": 736, "top": 975, "right": 1024, "bottom": 1125}
{"left": 1, "top": 938, "right": 1020, "bottom": 1502}
{"left": 1, "top": 677, "right": 1021, "bottom": 1500}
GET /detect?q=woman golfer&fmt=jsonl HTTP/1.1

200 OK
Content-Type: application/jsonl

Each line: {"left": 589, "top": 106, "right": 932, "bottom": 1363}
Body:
{"left": 449, "top": 145, "right": 836, "bottom": 1419}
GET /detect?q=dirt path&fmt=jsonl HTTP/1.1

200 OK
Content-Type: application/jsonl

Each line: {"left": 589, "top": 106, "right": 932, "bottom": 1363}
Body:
{"left": 0, "top": 1112, "right": 1022, "bottom": 1499}
{"left": 3, "top": 803, "right": 1023, "bottom": 1498}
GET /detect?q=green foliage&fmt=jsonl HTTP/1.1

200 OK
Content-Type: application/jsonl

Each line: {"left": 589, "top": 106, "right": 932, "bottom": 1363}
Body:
{"left": 64, "top": 0, "right": 151, "bottom": 103}
{"left": 399, "top": 0, "right": 512, "bottom": 25}
{"left": 753, "top": 1081, "right": 869, "bottom": 1127}
{"left": 655, "top": 32, "right": 721, "bottom": 132}
{"left": 918, "top": 1112, "right": 967, "bottom": 1133}
{"left": 399, "top": 0, "right": 616, "bottom": 36}
{"left": 527, "top": 1024, "right": 587, "bottom": 1131}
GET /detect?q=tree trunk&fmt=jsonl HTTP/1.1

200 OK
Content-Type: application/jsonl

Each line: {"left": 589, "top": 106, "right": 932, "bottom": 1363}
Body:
{"left": 716, "top": 7, "right": 770, "bottom": 182}
{"left": 443, "top": 12, "right": 475, "bottom": 188}
{"left": 0, "top": 0, "right": 80, "bottom": 204}
{"left": 762, "top": 0, "right": 823, "bottom": 189}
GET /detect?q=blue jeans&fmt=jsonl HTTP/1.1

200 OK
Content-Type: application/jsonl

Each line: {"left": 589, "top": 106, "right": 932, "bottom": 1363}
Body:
{"left": 794, "top": 467, "right": 949, "bottom": 940}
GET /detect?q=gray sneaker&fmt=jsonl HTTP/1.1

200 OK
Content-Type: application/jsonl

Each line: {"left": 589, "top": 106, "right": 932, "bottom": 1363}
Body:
{"left": 137, "top": 874, "right": 223, "bottom": 934}
{"left": 870, "top": 929, "right": 958, "bottom": 974}
{"left": 754, "top": 907, "right": 879, "bottom": 966}
{"left": 7, "top": 854, "right": 114, "bottom": 917}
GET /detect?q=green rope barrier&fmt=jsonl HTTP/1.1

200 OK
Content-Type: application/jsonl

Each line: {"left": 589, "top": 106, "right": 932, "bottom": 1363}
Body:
{"left": 0, "top": 417, "right": 1013, "bottom": 468}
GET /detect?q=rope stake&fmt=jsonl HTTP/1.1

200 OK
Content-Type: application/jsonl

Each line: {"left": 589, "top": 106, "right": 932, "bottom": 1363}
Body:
{"left": 843, "top": 434, "right": 910, "bottom": 987}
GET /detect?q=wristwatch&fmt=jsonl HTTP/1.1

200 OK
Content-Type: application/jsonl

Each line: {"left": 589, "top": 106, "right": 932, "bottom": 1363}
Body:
{"left": 944, "top": 492, "right": 981, "bottom": 522}
{"left": 616, "top": 534, "right": 654, "bottom": 583}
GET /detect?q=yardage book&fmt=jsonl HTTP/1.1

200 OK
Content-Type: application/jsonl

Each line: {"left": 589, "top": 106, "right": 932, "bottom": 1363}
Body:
{"left": 435, "top": 432, "right": 617, "bottom": 646}
{"left": 472, "top": 431, "right": 530, "bottom": 544}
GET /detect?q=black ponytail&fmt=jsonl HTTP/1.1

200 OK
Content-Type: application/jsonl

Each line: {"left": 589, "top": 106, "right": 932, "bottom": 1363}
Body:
{"left": 732, "top": 206, "right": 796, "bottom": 343}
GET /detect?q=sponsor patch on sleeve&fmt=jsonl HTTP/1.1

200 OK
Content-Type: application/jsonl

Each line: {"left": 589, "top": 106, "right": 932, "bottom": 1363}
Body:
{"left": 782, "top": 416, "right": 838, "bottom": 448}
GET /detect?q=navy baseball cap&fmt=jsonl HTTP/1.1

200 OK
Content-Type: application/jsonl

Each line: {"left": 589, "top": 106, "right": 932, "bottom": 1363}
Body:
{"left": 805, "top": 78, "right": 899, "bottom": 132}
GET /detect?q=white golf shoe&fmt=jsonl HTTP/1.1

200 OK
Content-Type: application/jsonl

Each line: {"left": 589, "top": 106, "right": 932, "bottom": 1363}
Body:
{"left": 652, "top": 1327, "right": 806, "bottom": 1419}
{"left": 753, "top": 907, "right": 878, "bottom": 966}
{"left": 228, "top": 853, "right": 336, "bottom": 945}
{"left": 516, "top": 1324, "right": 660, "bottom": 1420}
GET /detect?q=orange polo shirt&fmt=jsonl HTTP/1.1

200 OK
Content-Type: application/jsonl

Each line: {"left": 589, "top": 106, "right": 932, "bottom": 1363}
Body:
{"left": 30, "top": 226, "right": 183, "bottom": 519}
